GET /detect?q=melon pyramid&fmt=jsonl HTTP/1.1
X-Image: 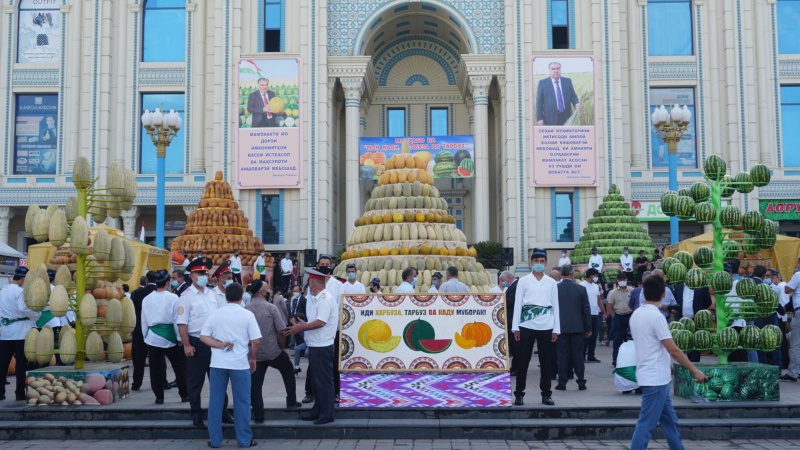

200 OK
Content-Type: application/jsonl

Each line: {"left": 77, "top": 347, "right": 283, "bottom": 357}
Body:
{"left": 170, "top": 171, "right": 270, "bottom": 268}
{"left": 333, "top": 141, "right": 495, "bottom": 293}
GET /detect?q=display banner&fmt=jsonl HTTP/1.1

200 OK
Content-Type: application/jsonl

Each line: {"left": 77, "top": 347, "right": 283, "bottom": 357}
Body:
{"left": 339, "top": 293, "right": 508, "bottom": 372}
{"left": 358, "top": 135, "right": 475, "bottom": 181}
{"left": 235, "top": 57, "right": 302, "bottom": 189}
{"left": 650, "top": 87, "right": 697, "bottom": 168}
{"left": 760, "top": 200, "right": 800, "bottom": 221}
{"left": 530, "top": 54, "right": 598, "bottom": 187}
{"left": 14, "top": 94, "right": 58, "bottom": 175}
{"left": 17, "top": 0, "right": 61, "bottom": 64}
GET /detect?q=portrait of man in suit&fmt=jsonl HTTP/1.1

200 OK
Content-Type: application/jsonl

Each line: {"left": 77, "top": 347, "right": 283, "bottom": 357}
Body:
{"left": 535, "top": 61, "right": 582, "bottom": 126}
{"left": 247, "top": 77, "right": 283, "bottom": 128}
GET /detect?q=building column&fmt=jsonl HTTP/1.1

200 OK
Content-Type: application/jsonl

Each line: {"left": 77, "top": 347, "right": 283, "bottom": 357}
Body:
{"left": 0, "top": 207, "right": 14, "bottom": 246}
{"left": 340, "top": 77, "right": 365, "bottom": 235}
{"left": 120, "top": 207, "right": 139, "bottom": 241}
{"left": 469, "top": 76, "right": 492, "bottom": 243}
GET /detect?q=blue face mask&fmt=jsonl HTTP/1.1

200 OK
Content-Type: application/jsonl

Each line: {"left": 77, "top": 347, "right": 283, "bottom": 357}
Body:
{"left": 171, "top": 280, "right": 179, "bottom": 288}
{"left": 532, "top": 264, "right": 546, "bottom": 273}
{"left": 224, "top": 279, "right": 233, "bottom": 288}
{"left": 196, "top": 276, "right": 208, "bottom": 287}
{"left": 432, "top": 280, "right": 439, "bottom": 286}
{"left": 348, "top": 272, "right": 356, "bottom": 280}
{"left": 502, "top": 281, "right": 509, "bottom": 288}
{"left": 412, "top": 277, "right": 418, "bottom": 286}
{"left": 764, "top": 278, "right": 773, "bottom": 286}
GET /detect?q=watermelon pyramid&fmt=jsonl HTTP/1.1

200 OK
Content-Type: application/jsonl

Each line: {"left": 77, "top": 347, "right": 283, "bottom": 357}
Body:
{"left": 333, "top": 140, "right": 495, "bottom": 293}
{"left": 169, "top": 171, "right": 270, "bottom": 268}
{"left": 569, "top": 184, "right": 657, "bottom": 278}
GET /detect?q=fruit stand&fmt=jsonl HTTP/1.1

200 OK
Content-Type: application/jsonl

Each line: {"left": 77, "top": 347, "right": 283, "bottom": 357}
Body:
{"left": 660, "top": 156, "right": 781, "bottom": 401}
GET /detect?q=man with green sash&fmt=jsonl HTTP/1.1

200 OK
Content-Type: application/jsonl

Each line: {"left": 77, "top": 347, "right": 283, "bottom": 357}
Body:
{"left": 141, "top": 269, "right": 188, "bottom": 404}
{"left": 254, "top": 250, "right": 267, "bottom": 280}
{"left": 0, "top": 267, "right": 41, "bottom": 401}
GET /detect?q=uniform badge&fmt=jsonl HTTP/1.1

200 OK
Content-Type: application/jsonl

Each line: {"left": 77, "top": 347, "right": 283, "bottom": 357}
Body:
{"left": 177, "top": 306, "right": 185, "bottom": 315}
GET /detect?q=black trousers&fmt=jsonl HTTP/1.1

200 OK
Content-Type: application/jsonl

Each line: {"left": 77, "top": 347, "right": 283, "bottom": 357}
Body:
{"left": 187, "top": 336, "right": 228, "bottom": 420}
{"left": 514, "top": 327, "right": 553, "bottom": 398}
{"left": 281, "top": 274, "right": 292, "bottom": 293}
{"left": 506, "top": 320, "right": 519, "bottom": 371}
{"left": 584, "top": 315, "right": 601, "bottom": 360}
{"left": 557, "top": 333, "right": 586, "bottom": 386}
{"left": 148, "top": 344, "right": 188, "bottom": 400}
{"left": 612, "top": 314, "right": 632, "bottom": 364}
{"left": 308, "top": 345, "right": 335, "bottom": 421}
{"left": 305, "top": 332, "right": 341, "bottom": 397}
{"left": 0, "top": 339, "right": 26, "bottom": 399}
{"left": 132, "top": 329, "right": 147, "bottom": 387}
{"left": 232, "top": 273, "right": 242, "bottom": 285}
{"left": 251, "top": 351, "right": 297, "bottom": 420}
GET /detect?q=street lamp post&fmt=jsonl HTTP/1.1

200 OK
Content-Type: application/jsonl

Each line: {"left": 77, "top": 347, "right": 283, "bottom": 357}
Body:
{"left": 141, "top": 107, "right": 182, "bottom": 248}
{"left": 651, "top": 104, "right": 692, "bottom": 245}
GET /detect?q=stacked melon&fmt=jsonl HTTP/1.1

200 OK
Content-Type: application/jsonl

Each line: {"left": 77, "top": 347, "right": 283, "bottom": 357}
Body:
{"left": 335, "top": 142, "right": 493, "bottom": 293}
{"left": 569, "top": 184, "right": 657, "bottom": 277}
{"left": 169, "top": 171, "right": 269, "bottom": 267}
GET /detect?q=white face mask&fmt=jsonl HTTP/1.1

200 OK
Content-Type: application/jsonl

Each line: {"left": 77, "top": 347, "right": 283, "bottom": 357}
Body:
{"left": 618, "top": 281, "right": 627, "bottom": 287}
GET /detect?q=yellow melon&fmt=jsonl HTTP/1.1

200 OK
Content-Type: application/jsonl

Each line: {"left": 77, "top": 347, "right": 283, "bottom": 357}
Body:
{"left": 85, "top": 332, "right": 105, "bottom": 361}
{"left": 79, "top": 293, "right": 97, "bottom": 327}
{"left": 395, "top": 155, "right": 406, "bottom": 169}
{"left": 36, "top": 326, "right": 54, "bottom": 366}
{"left": 406, "top": 155, "right": 416, "bottom": 169}
{"left": 379, "top": 248, "right": 390, "bottom": 256}
{"left": 24, "top": 328, "right": 39, "bottom": 361}
{"left": 107, "top": 331, "right": 124, "bottom": 363}
{"left": 407, "top": 170, "right": 418, "bottom": 183}
{"left": 25, "top": 276, "right": 49, "bottom": 312}
{"left": 49, "top": 285, "right": 69, "bottom": 317}
{"left": 386, "top": 157, "right": 396, "bottom": 170}
{"left": 393, "top": 213, "right": 404, "bottom": 223}
{"left": 398, "top": 170, "right": 407, "bottom": 183}
{"left": 389, "top": 172, "right": 399, "bottom": 184}
{"left": 59, "top": 329, "right": 76, "bottom": 365}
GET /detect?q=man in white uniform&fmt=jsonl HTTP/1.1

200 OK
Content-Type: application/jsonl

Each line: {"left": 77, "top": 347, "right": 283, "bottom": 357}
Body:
{"left": 0, "top": 267, "right": 41, "bottom": 401}
{"left": 254, "top": 250, "right": 267, "bottom": 280}
{"left": 280, "top": 253, "right": 294, "bottom": 293}
{"left": 437, "top": 266, "right": 470, "bottom": 293}
{"left": 558, "top": 251, "right": 571, "bottom": 268}
{"left": 620, "top": 247, "right": 634, "bottom": 280}
{"left": 210, "top": 261, "right": 237, "bottom": 309}
{"left": 579, "top": 268, "right": 604, "bottom": 363}
{"left": 341, "top": 264, "right": 366, "bottom": 296}
{"left": 428, "top": 272, "right": 443, "bottom": 293}
{"left": 395, "top": 267, "right": 418, "bottom": 294}
{"left": 512, "top": 249, "right": 560, "bottom": 406}
{"left": 589, "top": 247, "right": 604, "bottom": 283}
{"left": 229, "top": 249, "right": 243, "bottom": 285}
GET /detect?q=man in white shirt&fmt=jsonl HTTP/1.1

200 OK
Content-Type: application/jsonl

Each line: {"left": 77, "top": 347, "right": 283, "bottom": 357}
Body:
{"left": 200, "top": 283, "right": 261, "bottom": 449}
{"left": 341, "top": 264, "right": 366, "bottom": 295}
{"left": 210, "top": 261, "right": 237, "bottom": 309}
{"left": 254, "top": 250, "right": 267, "bottom": 280}
{"left": 512, "top": 249, "right": 560, "bottom": 406}
{"left": 229, "top": 249, "right": 243, "bottom": 285}
{"left": 395, "top": 267, "right": 418, "bottom": 294}
{"left": 588, "top": 247, "right": 604, "bottom": 275}
{"left": 558, "top": 251, "right": 571, "bottom": 268}
{"left": 579, "top": 268, "right": 604, "bottom": 363}
{"left": 280, "top": 253, "right": 294, "bottom": 293}
{"left": 630, "top": 275, "right": 707, "bottom": 450}
{"left": 437, "top": 266, "right": 470, "bottom": 293}
{"left": 0, "top": 267, "right": 41, "bottom": 401}
{"left": 141, "top": 269, "right": 188, "bottom": 404}
{"left": 767, "top": 269, "right": 789, "bottom": 371}
{"left": 637, "top": 270, "right": 678, "bottom": 318}
{"left": 619, "top": 247, "right": 634, "bottom": 279}
{"left": 428, "top": 272, "right": 443, "bottom": 293}
{"left": 286, "top": 269, "right": 339, "bottom": 425}
{"left": 782, "top": 258, "right": 800, "bottom": 381}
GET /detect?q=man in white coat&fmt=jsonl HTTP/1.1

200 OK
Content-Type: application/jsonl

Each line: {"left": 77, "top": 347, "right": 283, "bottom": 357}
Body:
{"left": 0, "top": 267, "right": 41, "bottom": 401}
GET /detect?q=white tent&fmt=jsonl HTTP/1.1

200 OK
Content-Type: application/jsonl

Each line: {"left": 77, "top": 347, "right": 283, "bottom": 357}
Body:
{"left": 0, "top": 242, "right": 25, "bottom": 259}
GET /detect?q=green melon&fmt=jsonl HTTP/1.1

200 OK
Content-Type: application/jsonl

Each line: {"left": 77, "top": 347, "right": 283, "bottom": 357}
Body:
{"left": 673, "top": 329, "right": 694, "bottom": 351}
{"left": 689, "top": 182, "right": 711, "bottom": 203}
{"left": 760, "top": 325, "right": 783, "bottom": 350}
{"left": 694, "top": 330, "right": 713, "bottom": 350}
{"left": 742, "top": 210, "right": 764, "bottom": 234}
{"left": 720, "top": 175, "right": 736, "bottom": 198}
{"left": 667, "top": 262, "right": 687, "bottom": 284}
{"left": 754, "top": 283, "right": 774, "bottom": 304}
{"left": 662, "top": 257, "right": 680, "bottom": 274}
{"left": 678, "top": 188, "right": 693, "bottom": 198}
{"left": 679, "top": 317, "right": 696, "bottom": 333}
{"left": 674, "top": 251, "right": 694, "bottom": 270}
{"left": 720, "top": 205, "right": 742, "bottom": 229}
{"left": 716, "top": 327, "right": 739, "bottom": 349}
{"left": 749, "top": 164, "right": 771, "bottom": 187}
{"left": 685, "top": 268, "right": 707, "bottom": 290}
{"left": 694, "top": 202, "right": 716, "bottom": 224}
{"left": 703, "top": 155, "right": 727, "bottom": 181}
{"left": 660, "top": 191, "right": 679, "bottom": 217}
{"left": 736, "top": 277, "right": 756, "bottom": 299}
{"left": 734, "top": 171, "right": 754, "bottom": 194}
{"left": 711, "top": 271, "right": 733, "bottom": 295}
{"left": 723, "top": 239, "right": 742, "bottom": 260}
{"left": 694, "top": 310, "right": 714, "bottom": 330}
{"left": 739, "top": 325, "right": 761, "bottom": 349}
{"left": 693, "top": 246, "right": 714, "bottom": 267}
{"left": 675, "top": 196, "right": 696, "bottom": 219}
{"left": 669, "top": 321, "right": 685, "bottom": 332}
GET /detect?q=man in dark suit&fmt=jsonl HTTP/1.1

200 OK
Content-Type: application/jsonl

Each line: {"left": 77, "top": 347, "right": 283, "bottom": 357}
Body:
{"left": 536, "top": 61, "right": 582, "bottom": 126}
{"left": 131, "top": 271, "right": 156, "bottom": 390}
{"left": 555, "top": 265, "right": 592, "bottom": 390}
{"left": 499, "top": 271, "right": 519, "bottom": 375}
{"left": 247, "top": 77, "right": 283, "bottom": 127}
{"left": 674, "top": 284, "right": 712, "bottom": 362}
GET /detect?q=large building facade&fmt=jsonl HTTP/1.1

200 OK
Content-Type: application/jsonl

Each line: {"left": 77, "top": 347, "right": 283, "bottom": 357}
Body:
{"left": 0, "top": 0, "right": 798, "bottom": 268}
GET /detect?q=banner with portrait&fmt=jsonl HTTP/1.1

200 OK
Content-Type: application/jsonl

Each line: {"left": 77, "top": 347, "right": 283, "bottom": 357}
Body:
{"left": 650, "top": 87, "right": 697, "bottom": 168}
{"left": 17, "top": 0, "right": 61, "bottom": 64}
{"left": 530, "top": 54, "right": 598, "bottom": 187}
{"left": 235, "top": 56, "right": 302, "bottom": 189}
{"left": 14, "top": 94, "right": 58, "bottom": 175}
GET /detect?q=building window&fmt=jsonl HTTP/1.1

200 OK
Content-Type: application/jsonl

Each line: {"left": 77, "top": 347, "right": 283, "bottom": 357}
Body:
{"left": 430, "top": 107, "right": 448, "bottom": 135}
{"left": 264, "top": 0, "right": 282, "bottom": 52}
{"left": 555, "top": 193, "right": 574, "bottom": 242}
{"left": 14, "top": 94, "right": 58, "bottom": 175}
{"left": 140, "top": 93, "right": 185, "bottom": 174}
{"left": 387, "top": 108, "right": 406, "bottom": 137}
{"left": 142, "top": 0, "right": 186, "bottom": 62}
{"left": 262, "top": 194, "right": 282, "bottom": 245}
{"left": 778, "top": 0, "right": 800, "bottom": 54}
{"left": 650, "top": 87, "right": 697, "bottom": 168}
{"left": 781, "top": 86, "right": 800, "bottom": 167}
{"left": 551, "top": 0, "right": 569, "bottom": 50}
{"left": 648, "top": 0, "right": 693, "bottom": 56}
{"left": 17, "top": 0, "right": 62, "bottom": 64}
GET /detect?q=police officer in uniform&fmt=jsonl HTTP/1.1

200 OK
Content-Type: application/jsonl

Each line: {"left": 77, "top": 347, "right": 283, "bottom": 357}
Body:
{"left": 0, "top": 267, "right": 41, "bottom": 401}
{"left": 177, "top": 258, "right": 233, "bottom": 427}
{"left": 210, "top": 261, "right": 237, "bottom": 308}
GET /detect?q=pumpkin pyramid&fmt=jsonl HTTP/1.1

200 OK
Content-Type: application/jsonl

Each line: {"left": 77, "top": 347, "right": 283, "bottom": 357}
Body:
{"left": 170, "top": 171, "right": 269, "bottom": 268}
{"left": 569, "top": 184, "right": 657, "bottom": 278}
{"left": 334, "top": 141, "right": 495, "bottom": 293}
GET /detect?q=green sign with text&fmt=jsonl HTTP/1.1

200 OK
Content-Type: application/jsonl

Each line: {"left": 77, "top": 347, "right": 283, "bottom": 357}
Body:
{"left": 759, "top": 200, "right": 800, "bottom": 221}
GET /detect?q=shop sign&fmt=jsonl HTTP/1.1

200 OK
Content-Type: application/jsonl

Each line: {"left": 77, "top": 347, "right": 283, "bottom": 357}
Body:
{"left": 759, "top": 200, "right": 800, "bottom": 220}
{"left": 632, "top": 201, "right": 669, "bottom": 222}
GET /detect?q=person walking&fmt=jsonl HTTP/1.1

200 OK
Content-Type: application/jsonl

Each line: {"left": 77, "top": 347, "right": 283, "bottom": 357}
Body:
{"left": 511, "top": 248, "right": 560, "bottom": 406}
{"left": 629, "top": 275, "right": 708, "bottom": 450}
{"left": 286, "top": 269, "right": 339, "bottom": 425}
{"left": 140, "top": 269, "right": 188, "bottom": 404}
{"left": 437, "top": 266, "right": 470, "bottom": 293}
{"left": 579, "top": 268, "right": 603, "bottom": 364}
{"left": 130, "top": 271, "right": 156, "bottom": 391}
{"left": 229, "top": 250, "right": 243, "bottom": 285}
{"left": 200, "top": 283, "right": 261, "bottom": 449}
{"left": 555, "top": 265, "right": 591, "bottom": 391}
{"left": 246, "top": 279, "right": 301, "bottom": 421}
{"left": 0, "top": 267, "right": 40, "bottom": 401}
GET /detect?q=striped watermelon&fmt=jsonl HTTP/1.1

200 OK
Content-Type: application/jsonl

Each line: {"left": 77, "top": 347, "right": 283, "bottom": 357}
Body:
{"left": 734, "top": 171, "right": 754, "bottom": 194}
{"left": 703, "top": 155, "right": 727, "bottom": 181}
{"left": 676, "top": 196, "right": 696, "bottom": 219}
{"left": 754, "top": 283, "right": 774, "bottom": 304}
{"left": 669, "top": 321, "right": 685, "bottom": 332}
{"left": 679, "top": 317, "right": 696, "bottom": 333}
{"left": 749, "top": 164, "right": 771, "bottom": 187}
{"left": 690, "top": 182, "right": 711, "bottom": 203}
{"left": 693, "top": 246, "right": 714, "bottom": 267}
{"left": 674, "top": 251, "right": 694, "bottom": 270}
{"left": 736, "top": 277, "right": 756, "bottom": 299}
{"left": 720, "top": 175, "right": 736, "bottom": 198}
{"left": 720, "top": 205, "right": 741, "bottom": 228}
{"left": 723, "top": 239, "right": 742, "bottom": 260}
{"left": 694, "top": 202, "right": 716, "bottom": 224}
{"left": 685, "top": 268, "right": 707, "bottom": 290}
{"left": 742, "top": 210, "right": 764, "bottom": 234}
{"left": 742, "top": 239, "right": 761, "bottom": 256}
{"left": 711, "top": 271, "right": 733, "bottom": 295}
{"left": 660, "top": 191, "right": 680, "bottom": 217}
{"left": 740, "top": 325, "right": 761, "bottom": 349}
{"left": 760, "top": 325, "right": 783, "bottom": 350}
{"left": 716, "top": 327, "right": 739, "bottom": 349}
{"left": 673, "top": 329, "right": 695, "bottom": 351}
{"left": 694, "top": 330, "right": 713, "bottom": 350}
{"left": 694, "top": 309, "right": 714, "bottom": 330}
{"left": 662, "top": 257, "right": 680, "bottom": 274}
{"left": 667, "top": 262, "right": 687, "bottom": 284}
{"left": 720, "top": 383, "right": 734, "bottom": 400}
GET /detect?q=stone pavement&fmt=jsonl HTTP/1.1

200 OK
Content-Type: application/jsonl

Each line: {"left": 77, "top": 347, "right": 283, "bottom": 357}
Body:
{"left": 4, "top": 439, "right": 800, "bottom": 449}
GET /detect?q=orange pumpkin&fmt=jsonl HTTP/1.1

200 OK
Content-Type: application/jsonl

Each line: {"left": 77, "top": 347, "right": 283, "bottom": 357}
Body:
{"left": 123, "top": 341, "right": 132, "bottom": 360}
{"left": 96, "top": 299, "right": 108, "bottom": 318}
{"left": 461, "top": 322, "right": 492, "bottom": 347}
